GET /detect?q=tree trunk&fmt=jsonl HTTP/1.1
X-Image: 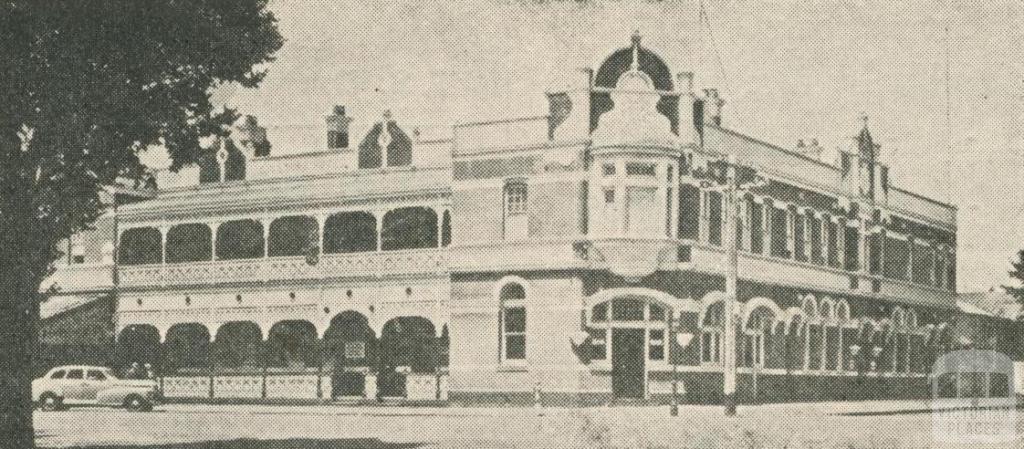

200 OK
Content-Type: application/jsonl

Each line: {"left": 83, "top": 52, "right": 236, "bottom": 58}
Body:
{"left": 0, "top": 259, "right": 43, "bottom": 449}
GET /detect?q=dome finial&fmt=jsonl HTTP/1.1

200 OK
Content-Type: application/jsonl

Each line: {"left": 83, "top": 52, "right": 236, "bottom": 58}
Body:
{"left": 630, "top": 31, "right": 641, "bottom": 71}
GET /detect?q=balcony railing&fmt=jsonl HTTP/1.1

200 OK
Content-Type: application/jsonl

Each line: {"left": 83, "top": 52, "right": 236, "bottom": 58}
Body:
{"left": 118, "top": 248, "right": 448, "bottom": 289}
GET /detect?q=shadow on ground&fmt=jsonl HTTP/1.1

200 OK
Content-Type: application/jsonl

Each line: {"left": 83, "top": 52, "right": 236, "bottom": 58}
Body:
{"left": 54, "top": 438, "right": 423, "bottom": 449}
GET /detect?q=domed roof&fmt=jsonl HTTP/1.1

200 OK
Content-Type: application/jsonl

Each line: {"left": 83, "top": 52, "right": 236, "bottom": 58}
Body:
{"left": 594, "top": 32, "right": 674, "bottom": 92}
{"left": 590, "top": 33, "right": 680, "bottom": 135}
{"left": 590, "top": 33, "right": 678, "bottom": 150}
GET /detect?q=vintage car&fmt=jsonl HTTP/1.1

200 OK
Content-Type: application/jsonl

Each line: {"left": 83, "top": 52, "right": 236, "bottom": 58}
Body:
{"left": 32, "top": 365, "right": 161, "bottom": 411}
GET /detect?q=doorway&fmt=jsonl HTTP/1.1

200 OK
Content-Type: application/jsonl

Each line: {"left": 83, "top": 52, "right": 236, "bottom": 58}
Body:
{"left": 612, "top": 328, "right": 646, "bottom": 399}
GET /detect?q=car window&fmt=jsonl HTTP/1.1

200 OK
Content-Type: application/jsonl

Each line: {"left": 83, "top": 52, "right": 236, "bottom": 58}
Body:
{"left": 66, "top": 369, "right": 83, "bottom": 379}
{"left": 49, "top": 370, "right": 66, "bottom": 379}
{"left": 87, "top": 370, "right": 106, "bottom": 381}
{"left": 102, "top": 368, "right": 117, "bottom": 380}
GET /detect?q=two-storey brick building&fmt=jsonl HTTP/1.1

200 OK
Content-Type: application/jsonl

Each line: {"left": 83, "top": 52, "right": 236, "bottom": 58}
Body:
{"left": 46, "top": 34, "right": 970, "bottom": 404}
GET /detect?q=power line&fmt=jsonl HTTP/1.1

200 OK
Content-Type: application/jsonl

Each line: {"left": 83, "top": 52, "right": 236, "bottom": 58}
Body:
{"left": 698, "top": 0, "right": 731, "bottom": 96}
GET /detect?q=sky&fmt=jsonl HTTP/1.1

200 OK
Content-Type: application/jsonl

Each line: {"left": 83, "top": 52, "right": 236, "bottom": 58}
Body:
{"left": 181, "top": 0, "right": 1024, "bottom": 294}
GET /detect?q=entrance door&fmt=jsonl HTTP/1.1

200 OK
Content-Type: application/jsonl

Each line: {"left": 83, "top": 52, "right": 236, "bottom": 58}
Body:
{"left": 612, "top": 328, "right": 645, "bottom": 399}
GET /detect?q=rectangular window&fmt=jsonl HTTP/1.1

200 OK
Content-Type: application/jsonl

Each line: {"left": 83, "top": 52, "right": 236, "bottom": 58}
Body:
{"left": 708, "top": 191, "right": 722, "bottom": 246}
{"left": 947, "top": 253, "right": 956, "bottom": 291}
{"left": 87, "top": 370, "right": 106, "bottom": 381}
{"left": 794, "top": 214, "right": 806, "bottom": 262}
{"left": 934, "top": 255, "right": 945, "bottom": 289}
{"left": 809, "top": 215, "right": 823, "bottom": 264}
{"left": 502, "top": 306, "right": 526, "bottom": 361}
{"left": 66, "top": 369, "right": 83, "bottom": 380}
{"left": 826, "top": 220, "right": 841, "bottom": 268}
{"left": 504, "top": 182, "right": 528, "bottom": 241}
{"left": 625, "top": 162, "right": 656, "bottom": 177}
{"left": 770, "top": 207, "right": 789, "bottom": 258}
{"left": 883, "top": 236, "right": 910, "bottom": 281}
{"left": 50, "top": 370, "right": 66, "bottom": 379}
{"left": 869, "top": 233, "right": 882, "bottom": 274}
{"left": 845, "top": 226, "right": 860, "bottom": 271}
{"left": 701, "top": 331, "right": 721, "bottom": 364}
{"left": 912, "top": 244, "right": 934, "bottom": 285}
{"left": 678, "top": 185, "right": 701, "bottom": 240}
{"left": 626, "top": 186, "right": 660, "bottom": 235}
{"left": 589, "top": 329, "right": 607, "bottom": 360}
{"left": 602, "top": 163, "right": 616, "bottom": 176}
{"left": 649, "top": 329, "right": 665, "bottom": 361}
{"left": 750, "top": 201, "right": 763, "bottom": 254}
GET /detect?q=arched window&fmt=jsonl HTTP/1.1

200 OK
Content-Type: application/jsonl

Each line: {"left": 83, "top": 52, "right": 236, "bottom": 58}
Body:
{"left": 499, "top": 282, "right": 527, "bottom": 363}
{"left": 165, "top": 223, "right": 212, "bottom": 263}
{"left": 323, "top": 211, "right": 377, "bottom": 254}
{"left": 215, "top": 219, "right": 264, "bottom": 260}
{"left": 381, "top": 207, "right": 437, "bottom": 251}
{"left": 268, "top": 216, "right": 318, "bottom": 257}
{"left": 504, "top": 180, "right": 528, "bottom": 240}
{"left": 118, "top": 227, "right": 162, "bottom": 265}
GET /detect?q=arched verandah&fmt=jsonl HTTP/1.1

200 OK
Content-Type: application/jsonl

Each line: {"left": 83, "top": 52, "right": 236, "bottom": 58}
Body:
{"left": 378, "top": 316, "right": 438, "bottom": 398}
{"left": 266, "top": 320, "right": 318, "bottom": 369}
{"left": 213, "top": 321, "right": 262, "bottom": 371}
{"left": 323, "top": 311, "right": 377, "bottom": 398}
{"left": 115, "top": 324, "right": 162, "bottom": 378}
{"left": 163, "top": 323, "right": 211, "bottom": 375}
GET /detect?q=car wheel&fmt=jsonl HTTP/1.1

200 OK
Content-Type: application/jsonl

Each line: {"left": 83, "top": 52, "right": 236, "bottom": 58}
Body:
{"left": 39, "top": 393, "right": 62, "bottom": 412}
{"left": 124, "top": 395, "right": 150, "bottom": 412}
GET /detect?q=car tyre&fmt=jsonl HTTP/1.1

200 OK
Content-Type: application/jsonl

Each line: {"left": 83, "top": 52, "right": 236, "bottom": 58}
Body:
{"left": 124, "top": 394, "right": 151, "bottom": 412}
{"left": 38, "top": 393, "right": 63, "bottom": 412}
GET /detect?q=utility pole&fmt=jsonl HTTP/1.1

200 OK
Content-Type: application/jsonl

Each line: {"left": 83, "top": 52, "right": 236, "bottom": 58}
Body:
{"left": 722, "top": 154, "right": 739, "bottom": 416}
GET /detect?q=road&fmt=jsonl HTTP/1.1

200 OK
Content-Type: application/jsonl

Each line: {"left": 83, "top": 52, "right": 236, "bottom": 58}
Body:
{"left": 34, "top": 401, "right": 1024, "bottom": 448}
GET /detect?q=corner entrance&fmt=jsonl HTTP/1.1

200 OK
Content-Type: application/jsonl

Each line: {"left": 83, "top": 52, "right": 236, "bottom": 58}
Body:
{"left": 611, "top": 328, "right": 645, "bottom": 399}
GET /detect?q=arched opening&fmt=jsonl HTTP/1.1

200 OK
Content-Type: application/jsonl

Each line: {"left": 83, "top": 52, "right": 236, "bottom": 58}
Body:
{"left": 163, "top": 323, "right": 211, "bottom": 374}
{"left": 116, "top": 324, "right": 162, "bottom": 378}
{"left": 215, "top": 219, "right": 264, "bottom": 260}
{"left": 213, "top": 321, "right": 262, "bottom": 371}
{"left": 323, "top": 211, "right": 377, "bottom": 254}
{"left": 118, "top": 227, "right": 162, "bottom": 265}
{"left": 381, "top": 207, "right": 438, "bottom": 251}
{"left": 784, "top": 316, "right": 806, "bottom": 373}
{"left": 266, "top": 320, "right": 317, "bottom": 369}
{"left": 378, "top": 317, "right": 437, "bottom": 398}
{"left": 165, "top": 223, "right": 213, "bottom": 263}
{"left": 267, "top": 216, "right": 318, "bottom": 257}
{"left": 323, "top": 311, "right": 377, "bottom": 398}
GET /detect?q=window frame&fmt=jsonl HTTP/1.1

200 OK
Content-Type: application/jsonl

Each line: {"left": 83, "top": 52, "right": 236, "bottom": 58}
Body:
{"left": 497, "top": 279, "right": 528, "bottom": 365}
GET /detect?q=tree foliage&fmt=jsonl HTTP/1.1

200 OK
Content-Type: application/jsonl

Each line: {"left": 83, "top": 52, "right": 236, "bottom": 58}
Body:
{"left": 0, "top": 1, "right": 282, "bottom": 446}
{"left": 1003, "top": 249, "right": 1024, "bottom": 312}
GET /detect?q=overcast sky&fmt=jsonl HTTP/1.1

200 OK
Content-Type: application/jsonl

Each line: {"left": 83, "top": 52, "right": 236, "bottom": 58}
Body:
{"left": 192, "top": 0, "right": 1023, "bottom": 294}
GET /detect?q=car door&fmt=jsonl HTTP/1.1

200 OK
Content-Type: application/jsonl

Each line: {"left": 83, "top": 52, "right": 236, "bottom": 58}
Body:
{"left": 63, "top": 369, "right": 87, "bottom": 402}
{"left": 83, "top": 370, "right": 108, "bottom": 401}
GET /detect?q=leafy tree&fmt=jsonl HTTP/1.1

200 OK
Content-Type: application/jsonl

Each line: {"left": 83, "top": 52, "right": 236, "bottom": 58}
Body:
{"left": 1004, "top": 249, "right": 1024, "bottom": 314}
{"left": 0, "top": 2, "right": 282, "bottom": 446}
